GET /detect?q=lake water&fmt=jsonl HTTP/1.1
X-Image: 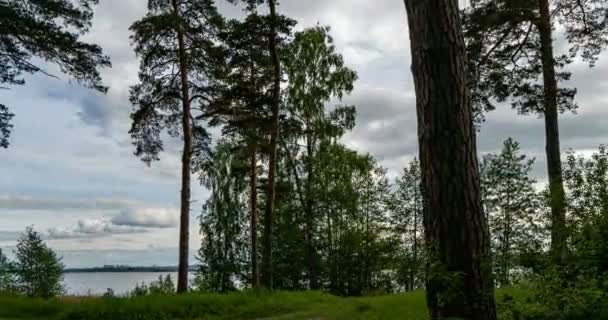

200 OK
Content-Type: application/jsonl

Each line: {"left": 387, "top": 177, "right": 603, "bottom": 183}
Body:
{"left": 62, "top": 272, "right": 194, "bottom": 296}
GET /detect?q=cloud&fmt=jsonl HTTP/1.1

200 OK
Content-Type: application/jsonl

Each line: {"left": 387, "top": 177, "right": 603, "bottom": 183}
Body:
{"left": 0, "top": 231, "right": 21, "bottom": 242}
{"left": 46, "top": 218, "right": 148, "bottom": 240}
{"left": 0, "top": 195, "right": 139, "bottom": 211}
{"left": 111, "top": 207, "right": 178, "bottom": 228}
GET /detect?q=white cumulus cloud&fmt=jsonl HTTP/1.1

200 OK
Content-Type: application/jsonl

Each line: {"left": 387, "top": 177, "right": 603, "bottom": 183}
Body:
{"left": 111, "top": 207, "right": 178, "bottom": 229}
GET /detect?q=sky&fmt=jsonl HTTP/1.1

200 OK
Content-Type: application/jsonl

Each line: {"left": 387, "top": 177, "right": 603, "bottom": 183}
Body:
{"left": 1, "top": 0, "right": 608, "bottom": 268}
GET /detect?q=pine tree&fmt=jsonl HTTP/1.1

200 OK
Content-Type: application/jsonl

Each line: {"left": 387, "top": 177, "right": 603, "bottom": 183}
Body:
{"left": 261, "top": 0, "right": 282, "bottom": 289}
{"left": 222, "top": 0, "right": 285, "bottom": 290}
{"left": 129, "top": 0, "right": 223, "bottom": 293}
{"left": 403, "top": 0, "right": 497, "bottom": 318}
{"left": 463, "top": 0, "right": 608, "bottom": 263}
{"left": 205, "top": 10, "right": 295, "bottom": 288}
{"left": 480, "top": 138, "right": 545, "bottom": 285}
{"left": 0, "top": 0, "right": 111, "bottom": 148}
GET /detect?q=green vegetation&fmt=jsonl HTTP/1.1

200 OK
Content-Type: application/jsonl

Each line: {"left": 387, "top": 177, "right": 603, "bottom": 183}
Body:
{"left": 0, "top": 0, "right": 111, "bottom": 148}
{"left": 3, "top": 288, "right": 604, "bottom": 320}
{"left": 129, "top": 275, "right": 176, "bottom": 297}
{"left": 0, "top": 289, "right": 547, "bottom": 320}
{"left": 3, "top": 0, "right": 608, "bottom": 319}
{"left": 0, "top": 227, "right": 65, "bottom": 298}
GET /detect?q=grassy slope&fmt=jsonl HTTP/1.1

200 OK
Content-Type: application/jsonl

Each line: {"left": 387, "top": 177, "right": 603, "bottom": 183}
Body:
{"left": 0, "top": 290, "right": 521, "bottom": 320}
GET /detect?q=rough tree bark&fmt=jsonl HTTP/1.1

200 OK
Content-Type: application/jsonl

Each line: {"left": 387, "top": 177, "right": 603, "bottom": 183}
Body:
{"left": 403, "top": 0, "right": 497, "bottom": 319}
{"left": 537, "top": 0, "right": 567, "bottom": 264}
{"left": 261, "top": 0, "right": 281, "bottom": 289}
{"left": 172, "top": 0, "right": 192, "bottom": 294}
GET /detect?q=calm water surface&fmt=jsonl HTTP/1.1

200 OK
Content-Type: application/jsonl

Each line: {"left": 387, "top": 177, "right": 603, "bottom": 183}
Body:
{"left": 62, "top": 272, "right": 194, "bottom": 296}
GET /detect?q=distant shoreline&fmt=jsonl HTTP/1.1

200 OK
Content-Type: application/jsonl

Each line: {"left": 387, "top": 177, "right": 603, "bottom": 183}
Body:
{"left": 64, "top": 266, "right": 197, "bottom": 273}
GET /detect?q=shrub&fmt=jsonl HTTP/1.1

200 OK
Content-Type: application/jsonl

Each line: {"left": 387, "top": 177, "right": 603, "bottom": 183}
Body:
{"left": 149, "top": 274, "right": 175, "bottom": 295}
{"left": 129, "top": 274, "right": 175, "bottom": 297}
{"left": 499, "top": 268, "right": 608, "bottom": 320}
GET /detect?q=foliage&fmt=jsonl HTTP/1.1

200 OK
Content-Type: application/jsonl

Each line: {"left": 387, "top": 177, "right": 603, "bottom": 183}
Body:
{"left": 390, "top": 160, "right": 424, "bottom": 291}
{"left": 480, "top": 138, "right": 547, "bottom": 285}
{"left": 0, "top": 248, "right": 16, "bottom": 293}
{"left": 0, "top": 104, "right": 14, "bottom": 149}
{"left": 129, "top": 0, "right": 227, "bottom": 292}
{"left": 196, "top": 141, "right": 248, "bottom": 292}
{"left": 462, "top": 0, "right": 608, "bottom": 120}
{"left": 0, "top": 0, "right": 111, "bottom": 148}
{"left": 14, "top": 227, "right": 65, "bottom": 298}
{"left": 278, "top": 24, "right": 357, "bottom": 291}
{"left": 498, "top": 273, "right": 608, "bottom": 320}
{"left": 205, "top": 11, "right": 295, "bottom": 141}
{"left": 563, "top": 146, "right": 608, "bottom": 282}
{"left": 2, "top": 287, "right": 606, "bottom": 320}
{"left": 128, "top": 0, "right": 223, "bottom": 165}
{"left": 495, "top": 145, "right": 608, "bottom": 319}
{"left": 129, "top": 275, "right": 176, "bottom": 297}
{"left": 102, "top": 288, "right": 116, "bottom": 299}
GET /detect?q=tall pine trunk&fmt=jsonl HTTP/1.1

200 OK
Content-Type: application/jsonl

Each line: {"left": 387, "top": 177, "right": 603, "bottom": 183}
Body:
{"left": 172, "top": 0, "right": 192, "bottom": 294}
{"left": 537, "top": 0, "right": 567, "bottom": 264}
{"left": 250, "top": 144, "right": 259, "bottom": 288}
{"left": 261, "top": 0, "right": 281, "bottom": 289}
{"left": 403, "top": 0, "right": 497, "bottom": 319}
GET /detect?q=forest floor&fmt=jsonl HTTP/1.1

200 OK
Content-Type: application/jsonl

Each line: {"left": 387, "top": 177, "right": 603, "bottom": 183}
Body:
{"left": 0, "top": 289, "right": 522, "bottom": 320}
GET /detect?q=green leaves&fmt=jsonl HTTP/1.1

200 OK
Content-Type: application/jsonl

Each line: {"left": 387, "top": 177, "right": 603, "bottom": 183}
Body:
{"left": 461, "top": 0, "right": 608, "bottom": 121}
{"left": 129, "top": 0, "right": 221, "bottom": 164}
{"left": 197, "top": 140, "right": 248, "bottom": 292}
{"left": 0, "top": 0, "right": 110, "bottom": 148}
{"left": 14, "top": 227, "right": 65, "bottom": 298}
{"left": 480, "top": 138, "right": 546, "bottom": 285}
{"left": 284, "top": 26, "right": 358, "bottom": 140}
{"left": 0, "top": 105, "right": 14, "bottom": 149}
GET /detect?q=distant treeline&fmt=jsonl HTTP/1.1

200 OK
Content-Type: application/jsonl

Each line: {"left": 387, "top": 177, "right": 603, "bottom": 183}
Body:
{"left": 64, "top": 265, "right": 197, "bottom": 273}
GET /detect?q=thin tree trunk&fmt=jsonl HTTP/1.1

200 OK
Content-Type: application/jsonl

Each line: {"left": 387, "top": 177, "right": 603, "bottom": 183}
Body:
{"left": 403, "top": 0, "right": 497, "bottom": 319}
{"left": 172, "top": 0, "right": 191, "bottom": 294}
{"left": 305, "top": 131, "right": 318, "bottom": 289}
{"left": 502, "top": 187, "right": 511, "bottom": 286}
{"left": 412, "top": 186, "right": 419, "bottom": 291}
{"left": 537, "top": 0, "right": 567, "bottom": 264}
{"left": 250, "top": 144, "right": 259, "bottom": 288}
{"left": 261, "top": 0, "right": 281, "bottom": 289}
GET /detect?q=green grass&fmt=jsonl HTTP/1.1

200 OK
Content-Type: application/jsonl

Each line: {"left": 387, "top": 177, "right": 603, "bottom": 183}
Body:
{"left": 0, "top": 289, "right": 525, "bottom": 320}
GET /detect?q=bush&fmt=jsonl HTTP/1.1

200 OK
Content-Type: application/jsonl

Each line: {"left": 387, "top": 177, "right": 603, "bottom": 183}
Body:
{"left": 129, "top": 274, "right": 175, "bottom": 297}
{"left": 498, "top": 268, "right": 608, "bottom": 320}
